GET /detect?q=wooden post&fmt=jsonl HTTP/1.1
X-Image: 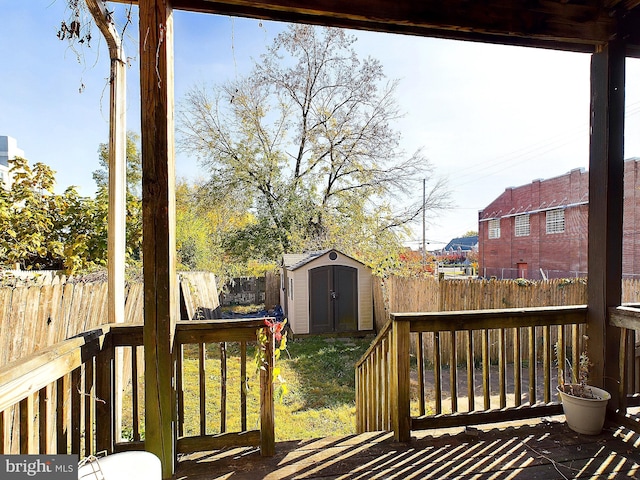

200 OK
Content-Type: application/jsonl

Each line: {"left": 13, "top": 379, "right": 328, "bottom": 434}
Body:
{"left": 390, "top": 319, "right": 410, "bottom": 442}
{"left": 139, "top": 0, "right": 177, "bottom": 477}
{"left": 587, "top": 41, "right": 625, "bottom": 409}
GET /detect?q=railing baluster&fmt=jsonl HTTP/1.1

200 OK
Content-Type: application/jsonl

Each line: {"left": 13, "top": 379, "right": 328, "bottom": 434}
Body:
{"left": 0, "top": 410, "right": 5, "bottom": 454}
{"left": 367, "top": 357, "right": 376, "bottom": 432}
{"left": 543, "top": 325, "right": 550, "bottom": 403}
{"left": 19, "top": 396, "right": 34, "bottom": 453}
{"left": 84, "top": 360, "right": 95, "bottom": 457}
{"left": 619, "top": 328, "right": 629, "bottom": 413}
{"left": 220, "top": 342, "right": 227, "bottom": 434}
{"left": 132, "top": 346, "right": 141, "bottom": 442}
{"left": 71, "top": 367, "right": 81, "bottom": 455}
{"left": 375, "top": 347, "right": 382, "bottom": 429}
{"left": 557, "top": 325, "right": 565, "bottom": 388}
{"left": 96, "top": 332, "right": 114, "bottom": 454}
{"left": 434, "top": 331, "right": 442, "bottom": 414}
{"left": 361, "top": 359, "right": 371, "bottom": 432}
{"left": 482, "top": 329, "right": 490, "bottom": 409}
{"left": 374, "top": 351, "right": 379, "bottom": 429}
{"left": 240, "top": 341, "right": 247, "bottom": 432}
{"left": 198, "top": 343, "right": 206, "bottom": 436}
{"left": 450, "top": 330, "right": 457, "bottom": 413}
{"left": 176, "top": 344, "right": 184, "bottom": 438}
{"left": 572, "top": 324, "right": 579, "bottom": 383}
{"left": 417, "top": 332, "right": 425, "bottom": 416}
{"left": 355, "top": 362, "right": 362, "bottom": 432}
{"left": 39, "top": 387, "right": 48, "bottom": 453}
{"left": 383, "top": 338, "right": 389, "bottom": 429}
{"left": 56, "top": 377, "right": 66, "bottom": 453}
{"left": 625, "top": 330, "right": 634, "bottom": 395}
{"left": 528, "top": 326, "right": 536, "bottom": 405}
{"left": 499, "top": 328, "right": 506, "bottom": 408}
{"left": 467, "top": 330, "right": 474, "bottom": 412}
{"left": 627, "top": 330, "right": 636, "bottom": 395}
{"left": 513, "top": 327, "right": 521, "bottom": 407}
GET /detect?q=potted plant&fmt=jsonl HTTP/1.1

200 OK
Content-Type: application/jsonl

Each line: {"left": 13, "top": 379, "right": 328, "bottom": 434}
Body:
{"left": 556, "top": 338, "right": 611, "bottom": 435}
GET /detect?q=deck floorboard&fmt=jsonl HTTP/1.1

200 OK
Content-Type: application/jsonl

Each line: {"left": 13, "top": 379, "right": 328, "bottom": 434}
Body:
{"left": 176, "top": 419, "right": 640, "bottom": 479}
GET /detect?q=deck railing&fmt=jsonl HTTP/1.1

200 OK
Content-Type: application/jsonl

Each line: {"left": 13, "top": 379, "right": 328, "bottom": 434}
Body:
{"left": 0, "top": 318, "right": 276, "bottom": 457}
{"left": 355, "top": 305, "right": 589, "bottom": 441}
{"left": 174, "top": 318, "right": 275, "bottom": 456}
{"left": 0, "top": 325, "right": 114, "bottom": 456}
{"left": 609, "top": 305, "right": 640, "bottom": 428}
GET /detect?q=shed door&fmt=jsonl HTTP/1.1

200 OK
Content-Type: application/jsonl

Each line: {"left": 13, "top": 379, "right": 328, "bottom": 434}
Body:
{"left": 309, "top": 265, "right": 358, "bottom": 333}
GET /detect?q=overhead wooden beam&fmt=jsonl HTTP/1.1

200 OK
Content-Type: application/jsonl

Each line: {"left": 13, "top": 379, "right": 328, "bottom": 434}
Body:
{"left": 139, "top": 0, "right": 177, "bottom": 477}
{"left": 587, "top": 40, "right": 625, "bottom": 409}
{"left": 107, "top": 0, "right": 640, "bottom": 56}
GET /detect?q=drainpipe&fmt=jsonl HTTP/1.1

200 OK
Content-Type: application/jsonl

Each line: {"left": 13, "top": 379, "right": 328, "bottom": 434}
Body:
{"left": 84, "top": 0, "right": 126, "bottom": 326}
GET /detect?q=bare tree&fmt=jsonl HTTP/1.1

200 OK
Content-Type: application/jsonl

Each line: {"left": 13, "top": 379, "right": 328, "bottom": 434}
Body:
{"left": 179, "top": 24, "right": 450, "bottom": 260}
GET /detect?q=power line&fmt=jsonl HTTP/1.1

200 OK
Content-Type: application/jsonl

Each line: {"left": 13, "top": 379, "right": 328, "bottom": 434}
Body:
{"left": 447, "top": 99, "right": 640, "bottom": 189}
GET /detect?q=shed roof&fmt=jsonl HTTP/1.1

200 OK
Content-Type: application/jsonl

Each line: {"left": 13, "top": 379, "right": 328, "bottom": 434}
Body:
{"left": 282, "top": 249, "right": 366, "bottom": 271}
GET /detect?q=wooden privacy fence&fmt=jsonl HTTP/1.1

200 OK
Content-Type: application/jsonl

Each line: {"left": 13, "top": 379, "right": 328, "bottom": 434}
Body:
{"left": 356, "top": 306, "right": 589, "bottom": 441}
{"left": 0, "top": 272, "right": 220, "bottom": 368}
{"left": 376, "top": 277, "right": 640, "bottom": 323}
{"left": 0, "top": 318, "right": 277, "bottom": 457}
{"left": 374, "top": 277, "right": 640, "bottom": 363}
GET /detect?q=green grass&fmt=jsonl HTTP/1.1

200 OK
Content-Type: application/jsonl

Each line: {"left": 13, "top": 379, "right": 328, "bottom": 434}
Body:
{"left": 273, "top": 335, "right": 373, "bottom": 439}
{"left": 122, "top": 335, "right": 374, "bottom": 442}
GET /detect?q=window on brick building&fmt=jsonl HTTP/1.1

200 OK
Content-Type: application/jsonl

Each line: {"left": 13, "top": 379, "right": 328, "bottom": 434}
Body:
{"left": 515, "top": 214, "right": 530, "bottom": 237}
{"left": 546, "top": 209, "right": 565, "bottom": 234}
{"left": 488, "top": 219, "right": 500, "bottom": 239}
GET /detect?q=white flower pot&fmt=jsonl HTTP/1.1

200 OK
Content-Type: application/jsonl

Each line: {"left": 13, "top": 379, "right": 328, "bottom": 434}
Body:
{"left": 78, "top": 451, "right": 162, "bottom": 480}
{"left": 557, "top": 384, "right": 610, "bottom": 435}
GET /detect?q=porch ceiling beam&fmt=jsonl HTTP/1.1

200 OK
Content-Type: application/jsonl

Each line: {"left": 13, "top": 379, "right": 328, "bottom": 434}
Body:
{"left": 109, "top": 0, "right": 640, "bottom": 56}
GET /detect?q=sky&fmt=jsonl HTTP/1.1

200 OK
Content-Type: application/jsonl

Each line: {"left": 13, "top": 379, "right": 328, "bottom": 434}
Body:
{"left": 3, "top": 1, "right": 640, "bottom": 250}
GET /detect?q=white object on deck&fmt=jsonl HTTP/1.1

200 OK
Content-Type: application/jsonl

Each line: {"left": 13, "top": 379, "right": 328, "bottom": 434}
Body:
{"left": 78, "top": 451, "right": 161, "bottom": 480}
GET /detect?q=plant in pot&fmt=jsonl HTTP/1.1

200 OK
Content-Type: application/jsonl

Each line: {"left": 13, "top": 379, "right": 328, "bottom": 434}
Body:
{"left": 556, "top": 337, "right": 611, "bottom": 435}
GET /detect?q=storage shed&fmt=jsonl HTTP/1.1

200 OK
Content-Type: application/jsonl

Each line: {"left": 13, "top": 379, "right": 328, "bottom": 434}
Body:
{"left": 280, "top": 249, "right": 373, "bottom": 335}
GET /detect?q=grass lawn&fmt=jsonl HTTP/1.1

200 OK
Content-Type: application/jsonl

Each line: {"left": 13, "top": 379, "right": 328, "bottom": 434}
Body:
{"left": 122, "top": 333, "right": 375, "bottom": 442}
{"left": 271, "top": 334, "right": 374, "bottom": 440}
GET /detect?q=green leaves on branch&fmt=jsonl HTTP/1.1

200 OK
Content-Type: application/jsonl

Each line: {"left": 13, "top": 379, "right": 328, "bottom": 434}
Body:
{"left": 0, "top": 157, "right": 94, "bottom": 271}
{"left": 254, "top": 318, "right": 289, "bottom": 402}
{"left": 0, "top": 131, "right": 142, "bottom": 273}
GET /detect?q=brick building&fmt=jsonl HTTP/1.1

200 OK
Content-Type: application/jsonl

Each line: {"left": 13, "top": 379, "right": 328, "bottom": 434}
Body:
{"left": 478, "top": 158, "right": 640, "bottom": 280}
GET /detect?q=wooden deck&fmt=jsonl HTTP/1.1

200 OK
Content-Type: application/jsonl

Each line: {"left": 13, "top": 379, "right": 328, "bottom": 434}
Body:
{"left": 176, "top": 418, "right": 640, "bottom": 479}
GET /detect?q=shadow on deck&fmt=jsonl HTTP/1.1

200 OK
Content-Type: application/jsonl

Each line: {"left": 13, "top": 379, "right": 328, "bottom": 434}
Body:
{"left": 175, "top": 418, "right": 640, "bottom": 479}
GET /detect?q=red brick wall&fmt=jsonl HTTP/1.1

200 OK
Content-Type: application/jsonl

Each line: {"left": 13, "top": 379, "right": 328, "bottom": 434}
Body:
{"left": 623, "top": 159, "right": 640, "bottom": 275}
{"left": 476, "top": 161, "right": 638, "bottom": 279}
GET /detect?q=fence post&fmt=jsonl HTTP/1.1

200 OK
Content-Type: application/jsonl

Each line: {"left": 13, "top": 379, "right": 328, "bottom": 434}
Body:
{"left": 390, "top": 318, "right": 410, "bottom": 442}
{"left": 259, "top": 328, "right": 275, "bottom": 456}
